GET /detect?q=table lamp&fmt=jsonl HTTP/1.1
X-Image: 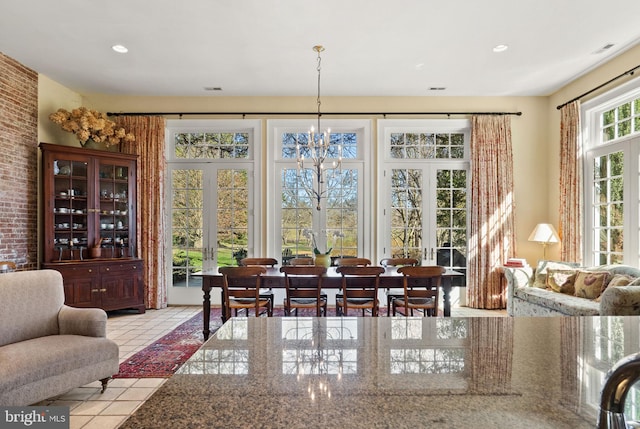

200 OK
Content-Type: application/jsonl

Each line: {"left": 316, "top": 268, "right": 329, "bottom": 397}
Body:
{"left": 528, "top": 223, "right": 560, "bottom": 259}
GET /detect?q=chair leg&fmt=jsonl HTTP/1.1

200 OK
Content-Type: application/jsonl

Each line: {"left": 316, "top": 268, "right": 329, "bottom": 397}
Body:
{"left": 100, "top": 377, "right": 110, "bottom": 393}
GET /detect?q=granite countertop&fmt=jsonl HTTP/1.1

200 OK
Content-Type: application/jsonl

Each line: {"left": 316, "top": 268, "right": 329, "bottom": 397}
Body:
{"left": 121, "top": 316, "right": 636, "bottom": 428}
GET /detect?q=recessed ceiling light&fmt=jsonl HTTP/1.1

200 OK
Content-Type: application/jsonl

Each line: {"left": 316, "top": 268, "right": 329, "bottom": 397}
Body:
{"left": 112, "top": 44, "right": 128, "bottom": 54}
{"left": 493, "top": 44, "right": 508, "bottom": 53}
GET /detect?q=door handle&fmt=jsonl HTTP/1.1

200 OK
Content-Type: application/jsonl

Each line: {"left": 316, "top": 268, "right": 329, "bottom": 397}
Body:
{"left": 202, "top": 247, "right": 208, "bottom": 260}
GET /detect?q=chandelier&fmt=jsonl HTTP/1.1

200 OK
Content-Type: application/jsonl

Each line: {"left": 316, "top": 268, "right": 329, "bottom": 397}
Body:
{"left": 296, "top": 45, "right": 342, "bottom": 211}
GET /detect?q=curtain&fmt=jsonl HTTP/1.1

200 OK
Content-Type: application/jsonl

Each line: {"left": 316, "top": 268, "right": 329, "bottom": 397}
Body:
{"left": 559, "top": 101, "right": 583, "bottom": 263}
{"left": 467, "top": 115, "right": 516, "bottom": 309}
{"left": 115, "top": 116, "right": 167, "bottom": 309}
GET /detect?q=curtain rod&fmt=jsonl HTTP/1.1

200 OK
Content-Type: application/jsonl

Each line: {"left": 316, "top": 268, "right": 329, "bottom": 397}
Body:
{"left": 107, "top": 110, "right": 522, "bottom": 118}
{"left": 556, "top": 64, "right": 640, "bottom": 110}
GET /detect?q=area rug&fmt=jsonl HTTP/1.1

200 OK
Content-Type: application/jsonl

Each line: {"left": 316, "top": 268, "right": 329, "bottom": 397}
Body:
{"left": 114, "top": 306, "right": 401, "bottom": 378}
{"left": 113, "top": 310, "right": 215, "bottom": 378}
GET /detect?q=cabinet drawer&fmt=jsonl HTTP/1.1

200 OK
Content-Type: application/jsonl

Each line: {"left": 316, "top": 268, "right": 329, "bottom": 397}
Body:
{"left": 100, "top": 261, "right": 141, "bottom": 275}
{"left": 46, "top": 264, "right": 99, "bottom": 279}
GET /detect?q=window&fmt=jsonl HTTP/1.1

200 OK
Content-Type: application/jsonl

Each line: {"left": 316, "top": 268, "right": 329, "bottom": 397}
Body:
{"left": 583, "top": 78, "right": 640, "bottom": 266}
{"left": 269, "top": 120, "right": 371, "bottom": 262}
{"left": 378, "top": 120, "right": 470, "bottom": 286}
{"left": 166, "top": 120, "right": 261, "bottom": 304}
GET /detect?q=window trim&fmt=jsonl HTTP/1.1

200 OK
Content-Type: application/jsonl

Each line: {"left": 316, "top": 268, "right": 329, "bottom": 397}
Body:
{"left": 376, "top": 119, "right": 470, "bottom": 263}
{"left": 267, "top": 119, "right": 373, "bottom": 261}
{"left": 164, "top": 119, "right": 262, "bottom": 293}
{"left": 581, "top": 77, "right": 640, "bottom": 266}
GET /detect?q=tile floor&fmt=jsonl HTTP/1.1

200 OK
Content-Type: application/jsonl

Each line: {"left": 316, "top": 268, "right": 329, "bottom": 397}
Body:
{"left": 37, "top": 304, "right": 506, "bottom": 429}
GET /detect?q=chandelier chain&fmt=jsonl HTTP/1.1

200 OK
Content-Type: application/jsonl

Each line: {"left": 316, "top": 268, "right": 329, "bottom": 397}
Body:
{"left": 315, "top": 45, "right": 324, "bottom": 131}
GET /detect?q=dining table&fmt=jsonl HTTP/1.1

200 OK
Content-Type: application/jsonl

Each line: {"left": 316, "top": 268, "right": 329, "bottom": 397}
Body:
{"left": 196, "top": 266, "right": 463, "bottom": 339}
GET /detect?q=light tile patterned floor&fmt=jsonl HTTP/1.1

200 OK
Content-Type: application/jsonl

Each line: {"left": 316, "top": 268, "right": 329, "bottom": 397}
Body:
{"left": 37, "top": 305, "right": 505, "bottom": 429}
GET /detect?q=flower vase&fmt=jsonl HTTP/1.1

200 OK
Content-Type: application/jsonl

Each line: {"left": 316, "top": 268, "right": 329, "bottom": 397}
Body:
{"left": 314, "top": 254, "right": 331, "bottom": 268}
{"left": 82, "top": 139, "right": 106, "bottom": 150}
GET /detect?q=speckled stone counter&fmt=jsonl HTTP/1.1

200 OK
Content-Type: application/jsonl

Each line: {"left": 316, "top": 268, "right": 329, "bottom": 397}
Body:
{"left": 121, "top": 316, "right": 636, "bottom": 428}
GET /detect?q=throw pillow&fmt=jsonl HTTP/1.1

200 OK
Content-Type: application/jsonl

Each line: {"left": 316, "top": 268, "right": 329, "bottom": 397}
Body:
{"left": 533, "top": 260, "right": 580, "bottom": 288}
{"left": 595, "top": 274, "right": 634, "bottom": 302}
{"left": 629, "top": 277, "right": 640, "bottom": 286}
{"left": 574, "top": 271, "right": 611, "bottom": 300}
{"left": 546, "top": 269, "right": 577, "bottom": 294}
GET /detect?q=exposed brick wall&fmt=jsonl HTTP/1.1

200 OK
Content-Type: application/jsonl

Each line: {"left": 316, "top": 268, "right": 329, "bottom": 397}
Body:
{"left": 0, "top": 52, "right": 38, "bottom": 269}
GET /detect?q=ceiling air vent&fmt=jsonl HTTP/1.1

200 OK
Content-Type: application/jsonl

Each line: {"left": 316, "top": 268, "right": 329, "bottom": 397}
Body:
{"left": 593, "top": 43, "right": 615, "bottom": 54}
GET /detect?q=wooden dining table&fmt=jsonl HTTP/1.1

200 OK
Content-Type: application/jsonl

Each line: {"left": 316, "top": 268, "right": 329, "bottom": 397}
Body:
{"left": 196, "top": 266, "right": 463, "bottom": 339}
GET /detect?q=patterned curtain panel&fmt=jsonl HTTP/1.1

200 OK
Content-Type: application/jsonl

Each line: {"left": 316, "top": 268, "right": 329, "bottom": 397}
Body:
{"left": 559, "top": 101, "right": 583, "bottom": 264}
{"left": 115, "top": 116, "right": 167, "bottom": 309}
{"left": 467, "top": 115, "right": 516, "bottom": 309}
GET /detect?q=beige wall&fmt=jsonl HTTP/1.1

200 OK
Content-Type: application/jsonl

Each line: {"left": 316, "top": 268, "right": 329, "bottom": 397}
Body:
{"left": 38, "top": 74, "right": 83, "bottom": 147}
{"left": 37, "top": 44, "right": 640, "bottom": 265}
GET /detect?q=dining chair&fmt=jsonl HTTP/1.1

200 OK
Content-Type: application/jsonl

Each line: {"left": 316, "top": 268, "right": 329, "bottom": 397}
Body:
{"left": 288, "top": 257, "right": 315, "bottom": 266}
{"left": 379, "top": 257, "right": 420, "bottom": 316}
{"left": 335, "top": 265, "right": 385, "bottom": 317}
{"left": 239, "top": 257, "right": 278, "bottom": 312}
{"left": 391, "top": 266, "right": 445, "bottom": 317}
{"left": 280, "top": 266, "right": 328, "bottom": 316}
{"left": 239, "top": 257, "right": 278, "bottom": 267}
{"left": 334, "top": 257, "right": 371, "bottom": 267}
{"left": 219, "top": 266, "right": 272, "bottom": 320}
{"left": 379, "top": 258, "right": 419, "bottom": 267}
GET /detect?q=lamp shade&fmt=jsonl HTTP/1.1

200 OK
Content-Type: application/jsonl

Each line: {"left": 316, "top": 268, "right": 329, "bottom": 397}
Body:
{"left": 528, "top": 223, "right": 560, "bottom": 244}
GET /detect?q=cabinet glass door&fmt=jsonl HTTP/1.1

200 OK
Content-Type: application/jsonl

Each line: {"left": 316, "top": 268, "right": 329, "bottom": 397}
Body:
{"left": 97, "top": 161, "right": 133, "bottom": 258}
{"left": 52, "top": 158, "right": 89, "bottom": 261}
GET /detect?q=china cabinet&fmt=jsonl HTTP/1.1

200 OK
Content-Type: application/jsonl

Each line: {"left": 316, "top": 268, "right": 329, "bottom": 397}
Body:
{"left": 40, "top": 143, "right": 145, "bottom": 313}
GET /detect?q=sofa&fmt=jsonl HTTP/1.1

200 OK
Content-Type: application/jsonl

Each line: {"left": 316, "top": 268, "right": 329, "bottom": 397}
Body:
{"left": 0, "top": 269, "right": 119, "bottom": 406}
{"left": 505, "top": 260, "right": 640, "bottom": 316}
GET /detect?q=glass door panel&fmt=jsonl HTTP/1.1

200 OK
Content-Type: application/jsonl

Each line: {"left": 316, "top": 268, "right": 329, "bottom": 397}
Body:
{"left": 98, "top": 161, "right": 132, "bottom": 258}
{"left": 53, "top": 159, "right": 89, "bottom": 260}
{"left": 169, "top": 166, "right": 251, "bottom": 304}
{"left": 386, "top": 166, "right": 467, "bottom": 286}
{"left": 390, "top": 168, "right": 423, "bottom": 260}
{"left": 215, "top": 169, "right": 249, "bottom": 267}
{"left": 435, "top": 169, "right": 467, "bottom": 286}
{"left": 170, "top": 169, "right": 204, "bottom": 293}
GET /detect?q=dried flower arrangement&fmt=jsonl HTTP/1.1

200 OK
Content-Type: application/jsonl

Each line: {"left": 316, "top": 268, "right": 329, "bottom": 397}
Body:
{"left": 49, "top": 107, "right": 135, "bottom": 147}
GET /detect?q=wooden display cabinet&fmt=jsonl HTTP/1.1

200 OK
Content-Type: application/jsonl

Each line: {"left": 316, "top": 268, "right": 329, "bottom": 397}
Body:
{"left": 40, "top": 143, "right": 145, "bottom": 313}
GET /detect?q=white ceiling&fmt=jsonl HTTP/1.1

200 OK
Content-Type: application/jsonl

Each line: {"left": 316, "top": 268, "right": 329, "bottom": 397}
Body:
{"left": 1, "top": 0, "right": 639, "bottom": 98}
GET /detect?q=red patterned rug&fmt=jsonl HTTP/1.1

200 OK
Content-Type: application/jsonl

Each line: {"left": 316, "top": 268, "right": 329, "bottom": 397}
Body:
{"left": 114, "top": 310, "right": 215, "bottom": 378}
{"left": 114, "top": 306, "right": 395, "bottom": 378}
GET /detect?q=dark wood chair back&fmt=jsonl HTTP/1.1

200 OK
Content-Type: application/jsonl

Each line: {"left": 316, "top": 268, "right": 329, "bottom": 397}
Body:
{"left": 379, "top": 257, "right": 419, "bottom": 267}
{"left": 240, "top": 257, "right": 278, "bottom": 267}
{"left": 393, "top": 266, "right": 445, "bottom": 317}
{"left": 280, "top": 266, "right": 327, "bottom": 316}
{"left": 219, "top": 266, "right": 271, "bottom": 319}
{"left": 334, "top": 257, "right": 371, "bottom": 267}
{"left": 335, "top": 265, "right": 385, "bottom": 316}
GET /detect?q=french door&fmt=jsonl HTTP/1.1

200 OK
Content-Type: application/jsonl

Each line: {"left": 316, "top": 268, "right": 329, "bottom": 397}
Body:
{"left": 383, "top": 164, "right": 468, "bottom": 286}
{"left": 168, "top": 163, "right": 253, "bottom": 304}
